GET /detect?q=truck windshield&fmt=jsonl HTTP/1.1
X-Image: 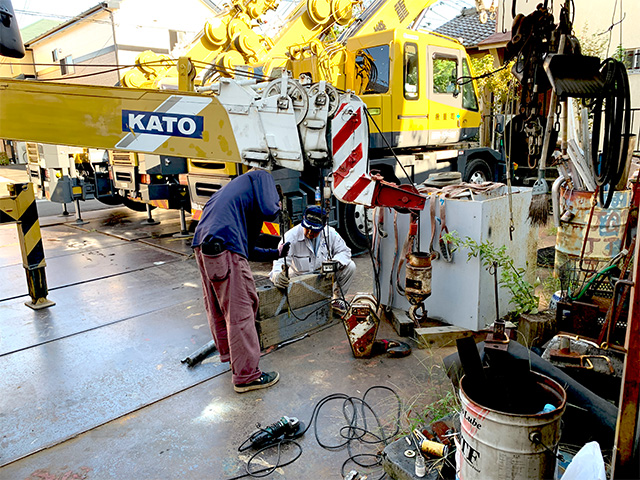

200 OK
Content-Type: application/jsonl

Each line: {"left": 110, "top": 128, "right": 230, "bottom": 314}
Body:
{"left": 357, "top": 45, "right": 390, "bottom": 94}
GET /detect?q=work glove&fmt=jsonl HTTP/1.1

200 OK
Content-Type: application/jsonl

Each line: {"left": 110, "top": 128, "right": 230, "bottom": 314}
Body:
{"left": 278, "top": 242, "right": 290, "bottom": 258}
{"left": 274, "top": 270, "right": 290, "bottom": 290}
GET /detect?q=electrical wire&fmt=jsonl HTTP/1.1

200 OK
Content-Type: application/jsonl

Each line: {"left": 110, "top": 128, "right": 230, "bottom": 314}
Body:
{"left": 363, "top": 107, "right": 416, "bottom": 187}
{"left": 227, "top": 386, "right": 403, "bottom": 480}
{"left": 456, "top": 63, "right": 509, "bottom": 86}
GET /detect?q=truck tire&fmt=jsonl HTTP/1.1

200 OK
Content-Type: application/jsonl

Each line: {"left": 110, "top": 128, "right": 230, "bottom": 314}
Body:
{"left": 339, "top": 202, "right": 372, "bottom": 253}
{"left": 464, "top": 158, "right": 492, "bottom": 184}
{"left": 123, "top": 198, "right": 154, "bottom": 212}
{"left": 97, "top": 194, "right": 124, "bottom": 206}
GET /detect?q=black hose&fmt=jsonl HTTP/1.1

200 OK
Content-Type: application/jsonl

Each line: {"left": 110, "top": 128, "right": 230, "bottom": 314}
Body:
{"left": 590, "top": 59, "right": 631, "bottom": 208}
{"left": 228, "top": 386, "right": 402, "bottom": 479}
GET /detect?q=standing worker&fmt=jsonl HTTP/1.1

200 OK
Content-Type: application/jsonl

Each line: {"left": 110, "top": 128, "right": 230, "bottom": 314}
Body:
{"left": 269, "top": 205, "right": 355, "bottom": 314}
{"left": 192, "top": 169, "right": 290, "bottom": 393}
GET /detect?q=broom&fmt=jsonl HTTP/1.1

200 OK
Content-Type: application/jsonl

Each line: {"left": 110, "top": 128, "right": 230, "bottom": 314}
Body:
{"left": 528, "top": 91, "right": 558, "bottom": 226}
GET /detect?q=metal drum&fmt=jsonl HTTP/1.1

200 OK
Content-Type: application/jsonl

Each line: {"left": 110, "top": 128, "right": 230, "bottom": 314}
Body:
{"left": 456, "top": 372, "right": 566, "bottom": 480}
{"left": 555, "top": 188, "right": 631, "bottom": 272}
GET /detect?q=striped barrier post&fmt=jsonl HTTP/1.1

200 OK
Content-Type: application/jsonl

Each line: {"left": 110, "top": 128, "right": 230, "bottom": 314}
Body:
{"left": 0, "top": 183, "right": 55, "bottom": 309}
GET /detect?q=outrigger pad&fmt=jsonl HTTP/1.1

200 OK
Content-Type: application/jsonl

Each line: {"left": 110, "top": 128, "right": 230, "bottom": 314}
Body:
{"left": 543, "top": 54, "right": 604, "bottom": 98}
{"left": 372, "top": 339, "right": 412, "bottom": 358}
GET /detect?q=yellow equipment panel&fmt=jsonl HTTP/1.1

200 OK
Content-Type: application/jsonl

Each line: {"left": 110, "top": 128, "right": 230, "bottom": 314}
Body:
{"left": 0, "top": 79, "right": 242, "bottom": 163}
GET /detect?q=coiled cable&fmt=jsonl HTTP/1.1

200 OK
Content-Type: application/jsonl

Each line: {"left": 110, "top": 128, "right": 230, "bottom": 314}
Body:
{"left": 590, "top": 58, "right": 631, "bottom": 208}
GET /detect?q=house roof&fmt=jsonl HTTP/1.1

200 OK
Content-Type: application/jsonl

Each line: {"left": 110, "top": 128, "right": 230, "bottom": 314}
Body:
{"left": 433, "top": 7, "right": 496, "bottom": 48}
{"left": 477, "top": 30, "right": 511, "bottom": 49}
{"left": 24, "top": 3, "right": 108, "bottom": 47}
{"left": 20, "top": 19, "right": 63, "bottom": 44}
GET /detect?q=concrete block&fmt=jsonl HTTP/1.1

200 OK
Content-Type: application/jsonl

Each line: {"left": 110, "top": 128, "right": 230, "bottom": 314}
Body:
{"left": 516, "top": 311, "right": 557, "bottom": 348}
{"left": 255, "top": 273, "right": 332, "bottom": 319}
{"left": 382, "top": 437, "right": 441, "bottom": 480}
{"left": 385, "top": 308, "right": 415, "bottom": 337}
{"left": 255, "top": 300, "right": 332, "bottom": 349}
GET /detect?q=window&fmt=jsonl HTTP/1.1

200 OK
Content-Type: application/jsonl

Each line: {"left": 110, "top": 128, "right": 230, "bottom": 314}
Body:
{"left": 432, "top": 54, "right": 458, "bottom": 95}
{"left": 461, "top": 58, "right": 479, "bottom": 111}
{"left": 403, "top": 43, "right": 419, "bottom": 100}
{"left": 60, "top": 55, "right": 74, "bottom": 76}
{"left": 356, "top": 45, "right": 390, "bottom": 94}
{"left": 624, "top": 49, "right": 640, "bottom": 71}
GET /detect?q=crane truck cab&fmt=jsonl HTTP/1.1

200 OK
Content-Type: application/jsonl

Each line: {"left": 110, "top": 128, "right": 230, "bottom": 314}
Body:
{"left": 285, "top": 27, "right": 503, "bottom": 249}
{"left": 291, "top": 27, "right": 502, "bottom": 185}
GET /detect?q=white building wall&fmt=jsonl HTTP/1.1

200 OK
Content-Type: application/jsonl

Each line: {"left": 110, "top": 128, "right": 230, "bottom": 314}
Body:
{"left": 31, "top": 10, "right": 115, "bottom": 80}
{"left": 26, "top": 0, "right": 218, "bottom": 83}
{"left": 113, "top": 0, "right": 216, "bottom": 56}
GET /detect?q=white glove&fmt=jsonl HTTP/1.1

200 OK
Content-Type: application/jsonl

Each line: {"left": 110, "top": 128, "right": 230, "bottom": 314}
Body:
{"left": 274, "top": 270, "right": 290, "bottom": 290}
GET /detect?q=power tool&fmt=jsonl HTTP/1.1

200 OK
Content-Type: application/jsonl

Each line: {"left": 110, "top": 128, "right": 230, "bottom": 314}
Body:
{"left": 248, "top": 416, "right": 304, "bottom": 449}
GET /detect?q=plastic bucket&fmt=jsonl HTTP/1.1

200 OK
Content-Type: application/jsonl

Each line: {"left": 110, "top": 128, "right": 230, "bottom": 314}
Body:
{"left": 456, "top": 372, "right": 566, "bottom": 480}
{"left": 554, "top": 188, "right": 631, "bottom": 272}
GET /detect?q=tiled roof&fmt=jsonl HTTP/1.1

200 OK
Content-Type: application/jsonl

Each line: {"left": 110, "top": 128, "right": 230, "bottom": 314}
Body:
{"left": 434, "top": 7, "right": 496, "bottom": 48}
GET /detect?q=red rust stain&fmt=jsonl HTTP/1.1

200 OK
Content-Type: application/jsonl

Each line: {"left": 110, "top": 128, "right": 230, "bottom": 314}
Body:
{"left": 26, "top": 467, "right": 91, "bottom": 480}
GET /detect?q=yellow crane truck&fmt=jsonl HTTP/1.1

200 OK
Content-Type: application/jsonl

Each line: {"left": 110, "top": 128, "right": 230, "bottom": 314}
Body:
{"left": 6, "top": 0, "right": 502, "bottom": 250}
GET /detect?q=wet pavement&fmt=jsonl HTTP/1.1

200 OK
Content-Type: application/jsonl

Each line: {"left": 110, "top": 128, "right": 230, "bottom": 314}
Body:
{"left": 0, "top": 166, "right": 456, "bottom": 479}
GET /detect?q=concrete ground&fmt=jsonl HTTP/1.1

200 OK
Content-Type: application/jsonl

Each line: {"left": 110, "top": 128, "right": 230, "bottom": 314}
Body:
{"left": 0, "top": 165, "right": 458, "bottom": 480}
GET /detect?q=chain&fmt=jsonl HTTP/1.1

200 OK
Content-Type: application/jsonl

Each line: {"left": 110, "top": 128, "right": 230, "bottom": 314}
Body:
{"left": 554, "top": 101, "right": 562, "bottom": 132}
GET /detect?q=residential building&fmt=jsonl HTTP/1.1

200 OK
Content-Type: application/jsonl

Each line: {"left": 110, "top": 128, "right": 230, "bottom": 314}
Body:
{"left": 0, "top": 0, "right": 221, "bottom": 85}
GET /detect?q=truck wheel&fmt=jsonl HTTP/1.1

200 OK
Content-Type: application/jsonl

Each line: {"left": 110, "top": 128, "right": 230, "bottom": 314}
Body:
{"left": 339, "top": 202, "right": 373, "bottom": 253}
{"left": 123, "top": 198, "right": 154, "bottom": 212}
{"left": 97, "top": 194, "right": 124, "bottom": 206}
{"left": 464, "top": 158, "right": 492, "bottom": 184}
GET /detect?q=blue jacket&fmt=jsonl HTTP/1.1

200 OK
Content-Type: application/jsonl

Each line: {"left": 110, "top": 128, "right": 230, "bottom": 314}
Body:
{"left": 192, "top": 170, "right": 281, "bottom": 261}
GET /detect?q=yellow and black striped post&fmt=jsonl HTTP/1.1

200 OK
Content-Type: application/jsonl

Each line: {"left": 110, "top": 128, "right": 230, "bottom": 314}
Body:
{"left": 0, "top": 183, "right": 55, "bottom": 309}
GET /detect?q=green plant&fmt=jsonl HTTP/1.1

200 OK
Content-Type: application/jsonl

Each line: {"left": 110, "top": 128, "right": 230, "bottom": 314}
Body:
{"left": 403, "top": 389, "right": 460, "bottom": 435}
{"left": 574, "top": 22, "right": 607, "bottom": 60}
{"left": 443, "top": 232, "right": 539, "bottom": 318}
{"left": 470, "top": 54, "right": 515, "bottom": 113}
{"left": 613, "top": 44, "right": 625, "bottom": 63}
{"left": 0, "top": 152, "right": 9, "bottom": 166}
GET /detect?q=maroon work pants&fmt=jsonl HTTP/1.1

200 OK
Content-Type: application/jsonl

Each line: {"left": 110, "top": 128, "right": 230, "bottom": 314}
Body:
{"left": 194, "top": 247, "right": 262, "bottom": 385}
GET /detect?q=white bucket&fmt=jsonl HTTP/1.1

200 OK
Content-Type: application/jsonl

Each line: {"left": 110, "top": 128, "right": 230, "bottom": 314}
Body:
{"left": 456, "top": 372, "right": 566, "bottom": 480}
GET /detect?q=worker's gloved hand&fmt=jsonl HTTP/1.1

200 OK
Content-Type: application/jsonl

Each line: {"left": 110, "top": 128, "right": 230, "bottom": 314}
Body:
{"left": 274, "top": 271, "right": 290, "bottom": 290}
{"left": 278, "top": 242, "right": 290, "bottom": 258}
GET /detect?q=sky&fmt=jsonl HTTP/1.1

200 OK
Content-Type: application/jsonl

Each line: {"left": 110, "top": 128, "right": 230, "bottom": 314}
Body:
{"left": 12, "top": 0, "right": 102, "bottom": 28}
{"left": 12, "top": 0, "right": 477, "bottom": 30}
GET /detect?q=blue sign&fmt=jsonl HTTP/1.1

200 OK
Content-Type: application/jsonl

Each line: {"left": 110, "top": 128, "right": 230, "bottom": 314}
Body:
{"left": 122, "top": 110, "right": 204, "bottom": 138}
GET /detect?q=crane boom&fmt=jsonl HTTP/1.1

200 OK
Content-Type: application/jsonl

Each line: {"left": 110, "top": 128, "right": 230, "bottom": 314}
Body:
{"left": 0, "top": 73, "right": 425, "bottom": 211}
{"left": 338, "top": 0, "right": 437, "bottom": 40}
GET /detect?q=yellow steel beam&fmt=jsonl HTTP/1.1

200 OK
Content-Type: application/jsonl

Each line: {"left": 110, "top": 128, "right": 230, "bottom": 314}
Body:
{"left": 0, "top": 79, "right": 242, "bottom": 163}
{"left": 341, "top": 0, "right": 438, "bottom": 39}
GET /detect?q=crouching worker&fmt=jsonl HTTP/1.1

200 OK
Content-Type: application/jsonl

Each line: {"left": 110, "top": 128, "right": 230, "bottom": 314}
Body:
{"left": 192, "top": 169, "right": 290, "bottom": 393}
{"left": 269, "top": 205, "right": 355, "bottom": 314}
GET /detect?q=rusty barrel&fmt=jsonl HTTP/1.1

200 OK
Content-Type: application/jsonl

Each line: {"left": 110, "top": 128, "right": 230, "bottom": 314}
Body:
{"left": 456, "top": 372, "right": 566, "bottom": 480}
{"left": 554, "top": 188, "right": 631, "bottom": 272}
